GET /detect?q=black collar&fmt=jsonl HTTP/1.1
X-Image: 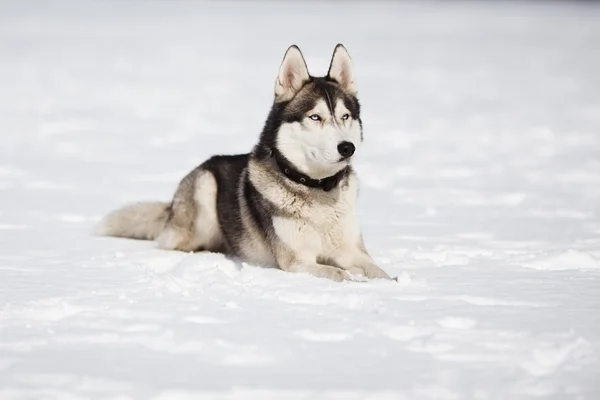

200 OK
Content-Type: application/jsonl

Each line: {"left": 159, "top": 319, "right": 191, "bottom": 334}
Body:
{"left": 271, "top": 151, "right": 347, "bottom": 192}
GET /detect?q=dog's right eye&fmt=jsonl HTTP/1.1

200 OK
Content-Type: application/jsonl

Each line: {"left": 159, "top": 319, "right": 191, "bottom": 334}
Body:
{"left": 309, "top": 114, "right": 321, "bottom": 121}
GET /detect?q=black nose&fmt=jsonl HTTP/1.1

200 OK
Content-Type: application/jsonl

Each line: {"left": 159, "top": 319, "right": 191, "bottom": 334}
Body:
{"left": 337, "top": 141, "right": 355, "bottom": 158}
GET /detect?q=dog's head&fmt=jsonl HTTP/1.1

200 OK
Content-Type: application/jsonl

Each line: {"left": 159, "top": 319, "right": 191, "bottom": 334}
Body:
{"left": 259, "top": 44, "right": 362, "bottom": 180}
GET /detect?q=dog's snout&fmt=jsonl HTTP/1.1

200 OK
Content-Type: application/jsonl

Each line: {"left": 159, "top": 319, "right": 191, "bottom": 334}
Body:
{"left": 337, "top": 141, "right": 355, "bottom": 158}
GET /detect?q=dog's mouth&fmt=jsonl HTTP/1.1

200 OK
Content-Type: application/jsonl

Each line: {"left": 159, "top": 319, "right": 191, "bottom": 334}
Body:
{"left": 307, "top": 148, "right": 353, "bottom": 168}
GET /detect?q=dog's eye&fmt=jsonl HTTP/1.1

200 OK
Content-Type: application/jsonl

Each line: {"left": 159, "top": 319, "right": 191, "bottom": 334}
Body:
{"left": 309, "top": 114, "right": 322, "bottom": 121}
{"left": 342, "top": 113, "right": 350, "bottom": 121}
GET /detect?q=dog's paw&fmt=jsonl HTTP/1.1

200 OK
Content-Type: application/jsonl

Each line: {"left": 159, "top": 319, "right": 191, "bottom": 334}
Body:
{"left": 345, "top": 266, "right": 367, "bottom": 276}
{"left": 326, "top": 268, "right": 352, "bottom": 282}
{"left": 344, "top": 265, "right": 392, "bottom": 281}
{"left": 312, "top": 265, "right": 350, "bottom": 282}
{"left": 362, "top": 265, "right": 392, "bottom": 280}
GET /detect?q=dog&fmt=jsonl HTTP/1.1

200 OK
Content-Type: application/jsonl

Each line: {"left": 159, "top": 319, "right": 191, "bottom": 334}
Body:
{"left": 95, "top": 44, "right": 392, "bottom": 282}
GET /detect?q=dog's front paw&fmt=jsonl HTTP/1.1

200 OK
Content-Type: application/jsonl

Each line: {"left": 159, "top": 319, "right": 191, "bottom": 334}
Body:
{"left": 345, "top": 265, "right": 391, "bottom": 280}
{"left": 326, "top": 268, "right": 352, "bottom": 282}
{"left": 345, "top": 266, "right": 367, "bottom": 277}
{"left": 362, "top": 264, "right": 392, "bottom": 280}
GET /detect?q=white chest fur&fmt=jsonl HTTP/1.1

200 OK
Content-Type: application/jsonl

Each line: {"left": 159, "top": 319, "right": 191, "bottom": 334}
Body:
{"left": 270, "top": 176, "right": 361, "bottom": 260}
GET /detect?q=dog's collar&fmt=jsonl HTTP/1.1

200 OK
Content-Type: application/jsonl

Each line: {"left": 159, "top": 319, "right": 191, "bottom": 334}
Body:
{"left": 270, "top": 151, "right": 347, "bottom": 192}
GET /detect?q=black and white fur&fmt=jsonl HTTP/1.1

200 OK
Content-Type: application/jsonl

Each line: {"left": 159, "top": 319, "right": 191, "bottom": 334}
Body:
{"left": 95, "top": 44, "right": 392, "bottom": 282}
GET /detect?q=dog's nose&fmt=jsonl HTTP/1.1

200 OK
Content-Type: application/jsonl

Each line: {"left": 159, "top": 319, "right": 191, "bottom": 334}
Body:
{"left": 337, "top": 141, "right": 355, "bottom": 158}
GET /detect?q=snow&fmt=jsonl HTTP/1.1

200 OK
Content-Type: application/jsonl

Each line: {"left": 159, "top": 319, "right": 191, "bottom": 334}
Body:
{"left": 1, "top": 0, "right": 600, "bottom": 398}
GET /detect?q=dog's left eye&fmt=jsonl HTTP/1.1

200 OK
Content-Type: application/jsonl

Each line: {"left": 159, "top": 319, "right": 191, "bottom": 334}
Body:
{"left": 342, "top": 113, "right": 350, "bottom": 120}
{"left": 309, "top": 114, "right": 322, "bottom": 121}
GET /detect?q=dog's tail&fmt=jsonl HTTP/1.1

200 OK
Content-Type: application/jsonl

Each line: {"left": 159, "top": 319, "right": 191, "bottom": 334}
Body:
{"left": 93, "top": 202, "right": 170, "bottom": 241}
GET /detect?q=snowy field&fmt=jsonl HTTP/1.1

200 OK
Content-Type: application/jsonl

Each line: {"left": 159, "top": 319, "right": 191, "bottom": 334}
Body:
{"left": 1, "top": 1, "right": 600, "bottom": 399}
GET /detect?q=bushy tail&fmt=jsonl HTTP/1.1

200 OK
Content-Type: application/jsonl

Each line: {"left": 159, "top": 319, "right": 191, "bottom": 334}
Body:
{"left": 94, "top": 202, "right": 170, "bottom": 240}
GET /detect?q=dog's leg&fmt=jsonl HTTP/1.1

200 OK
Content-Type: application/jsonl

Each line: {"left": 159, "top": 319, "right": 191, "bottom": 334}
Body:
{"left": 278, "top": 258, "right": 351, "bottom": 282}
{"left": 271, "top": 229, "right": 351, "bottom": 282}
{"left": 157, "top": 169, "right": 224, "bottom": 252}
{"left": 327, "top": 249, "right": 392, "bottom": 280}
{"left": 271, "top": 217, "right": 354, "bottom": 282}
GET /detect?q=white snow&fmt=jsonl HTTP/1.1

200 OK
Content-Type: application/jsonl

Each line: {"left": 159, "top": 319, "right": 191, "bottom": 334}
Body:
{"left": 522, "top": 249, "right": 599, "bottom": 271}
{"left": 1, "top": 1, "right": 600, "bottom": 399}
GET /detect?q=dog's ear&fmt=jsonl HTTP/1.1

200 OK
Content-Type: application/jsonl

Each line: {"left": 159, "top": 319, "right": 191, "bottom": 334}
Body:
{"left": 327, "top": 44, "right": 357, "bottom": 95}
{"left": 275, "top": 45, "right": 310, "bottom": 102}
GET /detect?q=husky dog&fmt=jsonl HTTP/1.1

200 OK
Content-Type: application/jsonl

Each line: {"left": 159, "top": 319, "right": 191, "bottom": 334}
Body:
{"left": 96, "top": 44, "right": 392, "bottom": 282}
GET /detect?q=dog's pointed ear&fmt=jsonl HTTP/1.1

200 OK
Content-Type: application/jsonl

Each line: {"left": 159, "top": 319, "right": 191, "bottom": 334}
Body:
{"left": 275, "top": 45, "right": 310, "bottom": 102}
{"left": 327, "top": 44, "right": 357, "bottom": 95}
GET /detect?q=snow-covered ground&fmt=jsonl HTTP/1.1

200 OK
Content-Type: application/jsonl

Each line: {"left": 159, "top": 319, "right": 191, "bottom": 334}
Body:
{"left": 1, "top": 1, "right": 600, "bottom": 398}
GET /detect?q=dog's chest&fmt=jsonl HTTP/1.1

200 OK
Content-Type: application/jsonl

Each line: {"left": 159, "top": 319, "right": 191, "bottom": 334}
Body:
{"left": 282, "top": 183, "right": 361, "bottom": 251}
{"left": 303, "top": 196, "right": 352, "bottom": 232}
{"left": 250, "top": 165, "right": 362, "bottom": 253}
